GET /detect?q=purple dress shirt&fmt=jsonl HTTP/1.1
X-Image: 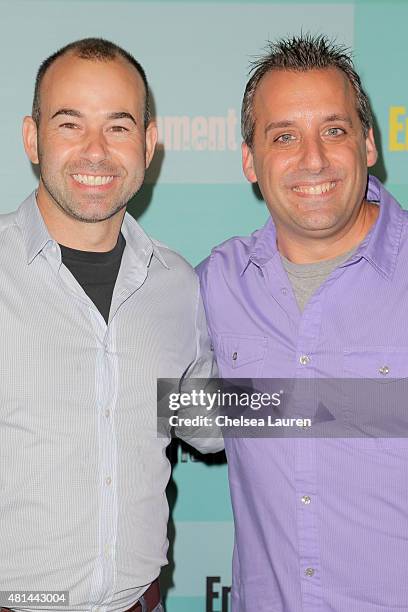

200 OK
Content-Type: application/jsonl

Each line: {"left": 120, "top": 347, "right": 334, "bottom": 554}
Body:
{"left": 197, "top": 176, "right": 408, "bottom": 612}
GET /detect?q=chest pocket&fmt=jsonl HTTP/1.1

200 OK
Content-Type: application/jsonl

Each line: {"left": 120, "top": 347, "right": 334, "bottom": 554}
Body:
{"left": 343, "top": 348, "right": 408, "bottom": 449}
{"left": 214, "top": 334, "right": 267, "bottom": 378}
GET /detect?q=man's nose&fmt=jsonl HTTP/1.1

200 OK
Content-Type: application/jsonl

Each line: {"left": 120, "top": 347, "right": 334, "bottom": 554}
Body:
{"left": 298, "top": 137, "right": 329, "bottom": 173}
{"left": 80, "top": 129, "right": 109, "bottom": 163}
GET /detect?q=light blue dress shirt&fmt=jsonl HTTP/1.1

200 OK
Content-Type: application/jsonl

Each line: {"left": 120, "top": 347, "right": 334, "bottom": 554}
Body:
{"left": 0, "top": 192, "right": 222, "bottom": 612}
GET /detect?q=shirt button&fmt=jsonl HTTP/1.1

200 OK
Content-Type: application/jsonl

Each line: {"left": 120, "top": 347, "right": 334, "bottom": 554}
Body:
{"left": 105, "top": 476, "right": 112, "bottom": 486}
{"left": 280, "top": 287, "right": 288, "bottom": 295}
{"left": 105, "top": 409, "right": 110, "bottom": 419}
{"left": 305, "top": 567, "right": 315, "bottom": 577}
{"left": 379, "top": 365, "right": 390, "bottom": 375}
{"left": 301, "top": 495, "right": 311, "bottom": 505}
{"left": 232, "top": 352, "right": 238, "bottom": 361}
{"left": 299, "top": 355, "right": 311, "bottom": 365}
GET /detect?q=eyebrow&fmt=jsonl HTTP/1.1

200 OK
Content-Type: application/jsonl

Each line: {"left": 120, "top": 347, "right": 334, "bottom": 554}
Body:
{"left": 324, "top": 113, "right": 353, "bottom": 127}
{"left": 50, "top": 109, "right": 137, "bottom": 125}
{"left": 264, "top": 120, "right": 294, "bottom": 135}
{"left": 264, "top": 114, "right": 354, "bottom": 136}
{"left": 51, "top": 108, "right": 82, "bottom": 120}
{"left": 106, "top": 111, "right": 137, "bottom": 125}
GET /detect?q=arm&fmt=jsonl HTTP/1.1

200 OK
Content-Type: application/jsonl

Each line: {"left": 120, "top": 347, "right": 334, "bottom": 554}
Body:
{"left": 174, "top": 263, "right": 224, "bottom": 453}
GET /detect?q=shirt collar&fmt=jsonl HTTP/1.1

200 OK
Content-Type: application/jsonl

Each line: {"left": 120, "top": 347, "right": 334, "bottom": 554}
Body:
{"left": 17, "top": 192, "right": 54, "bottom": 264}
{"left": 243, "top": 175, "right": 404, "bottom": 280}
{"left": 241, "top": 217, "right": 278, "bottom": 274}
{"left": 121, "top": 212, "right": 169, "bottom": 269}
{"left": 356, "top": 175, "right": 404, "bottom": 279}
{"left": 16, "top": 190, "right": 169, "bottom": 269}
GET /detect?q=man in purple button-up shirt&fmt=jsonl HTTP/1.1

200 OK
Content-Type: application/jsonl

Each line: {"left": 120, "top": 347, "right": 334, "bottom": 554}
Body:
{"left": 197, "top": 34, "right": 408, "bottom": 611}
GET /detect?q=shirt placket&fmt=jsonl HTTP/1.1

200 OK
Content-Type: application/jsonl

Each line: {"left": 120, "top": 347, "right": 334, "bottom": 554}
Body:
{"left": 89, "top": 310, "right": 119, "bottom": 611}
{"left": 264, "top": 256, "right": 325, "bottom": 608}
{"left": 294, "top": 297, "right": 324, "bottom": 610}
{"left": 55, "top": 252, "right": 119, "bottom": 610}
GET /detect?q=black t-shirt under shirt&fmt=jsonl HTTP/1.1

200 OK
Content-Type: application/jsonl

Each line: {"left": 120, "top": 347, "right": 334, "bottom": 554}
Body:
{"left": 59, "top": 233, "right": 126, "bottom": 324}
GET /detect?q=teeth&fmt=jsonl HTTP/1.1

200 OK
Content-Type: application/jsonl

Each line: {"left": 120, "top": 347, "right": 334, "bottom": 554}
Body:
{"left": 293, "top": 181, "right": 336, "bottom": 195}
{"left": 72, "top": 174, "right": 114, "bottom": 186}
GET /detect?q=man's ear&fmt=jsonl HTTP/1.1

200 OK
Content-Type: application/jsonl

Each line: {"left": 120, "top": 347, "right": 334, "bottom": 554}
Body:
{"left": 365, "top": 127, "right": 378, "bottom": 168}
{"left": 23, "top": 116, "right": 39, "bottom": 164}
{"left": 145, "top": 121, "right": 158, "bottom": 169}
{"left": 242, "top": 142, "right": 257, "bottom": 183}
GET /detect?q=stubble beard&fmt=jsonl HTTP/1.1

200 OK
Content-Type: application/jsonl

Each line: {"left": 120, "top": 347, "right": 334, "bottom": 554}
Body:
{"left": 40, "top": 174, "right": 130, "bottom": 224}
{"left": 37, "top": 138, "right": 146, "bottom": 223}
{"left": 38, "top": 160, "right": 145, "bottom": 224}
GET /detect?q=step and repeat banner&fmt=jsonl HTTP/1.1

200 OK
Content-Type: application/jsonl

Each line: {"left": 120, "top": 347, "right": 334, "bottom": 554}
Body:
{"left": 0, "top": 1, "right": 406, "bottom": 610}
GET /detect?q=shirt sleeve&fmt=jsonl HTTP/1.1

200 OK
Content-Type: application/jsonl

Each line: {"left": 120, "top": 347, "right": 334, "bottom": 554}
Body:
{"left": 174, "top": 263, "right": 224, "bottom": 453}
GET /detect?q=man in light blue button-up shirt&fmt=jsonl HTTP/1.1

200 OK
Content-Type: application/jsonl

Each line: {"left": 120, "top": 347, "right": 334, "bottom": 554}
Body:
{"left": 0, "top": 38, "right": 222, "bottom": 612}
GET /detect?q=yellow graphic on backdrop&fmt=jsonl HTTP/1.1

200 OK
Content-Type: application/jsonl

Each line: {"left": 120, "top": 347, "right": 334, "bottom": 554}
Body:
{"left": 389, "top": 107, "right": 408, "bottom": 151}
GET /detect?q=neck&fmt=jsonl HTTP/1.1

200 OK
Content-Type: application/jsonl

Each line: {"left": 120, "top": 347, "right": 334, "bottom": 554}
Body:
{"left": 36, "top": 187, "right": 125, "bottom": 252}
{"left": 277, "top": 200, "right": 379, "bottom": 264}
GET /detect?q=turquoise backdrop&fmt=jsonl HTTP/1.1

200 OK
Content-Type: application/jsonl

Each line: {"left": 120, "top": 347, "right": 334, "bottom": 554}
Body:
{"left": 0, "top": 1, "right": 405, "bottom": 610}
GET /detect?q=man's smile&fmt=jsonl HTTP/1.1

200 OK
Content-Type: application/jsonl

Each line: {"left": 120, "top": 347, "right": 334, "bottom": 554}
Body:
{"left": 292, "top": 181, "right": 337, "bottom": 196}
{"left": 72, "top": 173, "right": 115, "bottom": 186}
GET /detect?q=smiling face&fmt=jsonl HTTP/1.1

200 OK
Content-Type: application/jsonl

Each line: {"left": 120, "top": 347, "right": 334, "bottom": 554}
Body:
{"left": 242, "top": 68, "right": 377, "bottom": 255}
{"left": 23, "top": 52, "right": 156, "bottom": 225}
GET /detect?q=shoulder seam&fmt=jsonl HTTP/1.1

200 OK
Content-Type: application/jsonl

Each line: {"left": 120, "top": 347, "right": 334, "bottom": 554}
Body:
{"left": 0, "top": 217, "right": 19, "bottom": 236}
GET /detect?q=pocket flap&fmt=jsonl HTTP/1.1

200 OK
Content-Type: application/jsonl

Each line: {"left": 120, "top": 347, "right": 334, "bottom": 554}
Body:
{"left": 344, "top": 348, "right": 408, "bottom": 379}
{"left": 216, "top": 334, "right": 267, "bottom": 369}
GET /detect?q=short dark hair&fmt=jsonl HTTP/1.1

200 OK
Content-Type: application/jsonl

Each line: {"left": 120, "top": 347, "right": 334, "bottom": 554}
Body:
{"left": 241, "top": 33, "right": 373, "bottom": 148}
{"left": 32, "top": 37, "right": 151, "bottom": 128}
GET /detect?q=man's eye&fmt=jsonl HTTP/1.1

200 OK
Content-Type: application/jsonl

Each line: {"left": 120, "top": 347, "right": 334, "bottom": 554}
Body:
{"left": 275, "top": 133, "right": 295, "bottom": 144}
{"left": 326, "top": 127, "right": 345, "bottom": 137}
{"left": 110, "top": 126, "right": 129, "bottom": 133}
{"left": 60, "top": 123, "right": 79, "bottom": 129}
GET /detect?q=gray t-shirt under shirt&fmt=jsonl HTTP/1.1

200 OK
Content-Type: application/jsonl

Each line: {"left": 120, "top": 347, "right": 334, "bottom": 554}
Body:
{"left": 281, "top": 248, "right": 356, "bottom": 312}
